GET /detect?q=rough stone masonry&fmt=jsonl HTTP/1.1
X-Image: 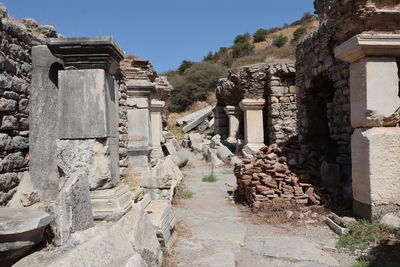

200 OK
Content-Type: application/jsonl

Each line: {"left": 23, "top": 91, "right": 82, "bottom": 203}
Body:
{"left": 0, "top": 8, "right": 61, "bottom": 205}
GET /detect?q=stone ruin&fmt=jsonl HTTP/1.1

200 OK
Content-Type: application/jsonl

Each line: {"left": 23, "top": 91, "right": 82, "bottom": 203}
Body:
{"left": 0, "top": 0, "right": 399, "bottom": 265}
{"left": 0, "top": 4, "right": 185, "bottom": 266}
{"left": 214, "top": 0, "right": 400, "bottom": 218}
{"left": 215, "top": 62, "right": 297, "bottom": 155}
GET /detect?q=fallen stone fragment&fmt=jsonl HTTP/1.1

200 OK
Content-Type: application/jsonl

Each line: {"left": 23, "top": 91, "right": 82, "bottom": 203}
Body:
{"left": 0, "top": 208, "right": 52, "bottom": 264}
{"left": 380, "top": 213, "right": 400, "bottom": 228}
{"left": 118, "top": 206, "right": 163, "bottom": 266}
{"left": 145, "top": 200, "right": 177, "bottom": 250}
{"left": 13, "top": 223, "right": 139, "bottom": 267}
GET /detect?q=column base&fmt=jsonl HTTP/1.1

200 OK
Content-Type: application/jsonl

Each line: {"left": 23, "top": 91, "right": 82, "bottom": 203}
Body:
{"left": 226, "top": 136, "right": 238, "bottom": 144}
{"left": 90, "top": 184, "right": 133, "bottom": 221}
{"left": 353, "top": 199, "right": 400, "bottom": 219}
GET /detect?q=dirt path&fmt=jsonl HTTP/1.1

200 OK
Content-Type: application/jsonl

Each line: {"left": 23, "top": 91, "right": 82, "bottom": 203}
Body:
{"left": 171, "top": 151, "right": 355, "bottom": 267}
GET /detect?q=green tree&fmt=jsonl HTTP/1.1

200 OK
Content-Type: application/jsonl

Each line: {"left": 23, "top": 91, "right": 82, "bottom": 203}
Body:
{"left": 167, "top": 62, "right": 226, "bottom": 112}
{"left": 273, "top": 35, "right": 288, "bottom": 48}
{"left": 203, "top": 51, "right": 219, "bottom": 62}
{"left": 253, "top": 28, "right": 268, "bottom": 43}
{"left": 177, "top": 60, "right": 194, "bottom": 74}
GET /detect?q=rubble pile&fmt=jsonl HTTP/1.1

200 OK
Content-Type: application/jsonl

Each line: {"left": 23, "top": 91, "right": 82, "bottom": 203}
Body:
{"left": 235, "top": 144, "right": 321, "bottom": 208}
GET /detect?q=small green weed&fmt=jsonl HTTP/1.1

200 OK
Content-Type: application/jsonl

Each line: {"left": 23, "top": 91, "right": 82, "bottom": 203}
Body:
{"left": 176, "top": 186, "right": 194, "bottom": 199}
{"left": 337, "top": 220, "right": 400, "bottom": 253}
{"left": 202, "top": 175, "right": 218, "bottom": 183}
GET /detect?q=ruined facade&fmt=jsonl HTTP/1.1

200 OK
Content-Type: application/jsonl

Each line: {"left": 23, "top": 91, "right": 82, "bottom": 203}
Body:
{"left": 215, "top": 63, "right": 297, "bottom": 152}
{"left": 296, "top": 0, "right": 400, "bottom": 217}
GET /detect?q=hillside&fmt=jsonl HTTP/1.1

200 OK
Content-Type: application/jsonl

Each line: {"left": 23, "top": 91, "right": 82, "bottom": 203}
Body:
{"left": 166, "top": 13, "right": 319, "bottom": 113}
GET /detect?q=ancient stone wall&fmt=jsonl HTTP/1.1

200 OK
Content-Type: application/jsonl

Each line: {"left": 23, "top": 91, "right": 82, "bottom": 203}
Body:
{"left": 117, "top": 75, "right": 129, "bottom": 179}
{"left": 216, "top": 63, "right": 298, "bottom": 145}
{"left": 265, "top": 63, "right": 297, "bottom": 144}
{"left": 295, "top": 21, "right": 352, "bottom": 196}
{"left": 315, "top": 0, "right": 400, "bottom": 42}
{"left": 295, "top": 0, "right": 400, "bottom": 199}
{"left": 0, "top": 8, "right": 60, "bottom": 205}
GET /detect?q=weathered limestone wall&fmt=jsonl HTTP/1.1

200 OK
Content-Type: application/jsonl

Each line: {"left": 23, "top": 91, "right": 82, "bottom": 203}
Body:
{"left": 0, "top": 8, "right": 60, "bottom": 205}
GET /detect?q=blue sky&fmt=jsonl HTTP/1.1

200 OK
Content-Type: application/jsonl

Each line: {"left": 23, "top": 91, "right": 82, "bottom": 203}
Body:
{"left": 3, "top": 0, "right": 315, "bottom": 72}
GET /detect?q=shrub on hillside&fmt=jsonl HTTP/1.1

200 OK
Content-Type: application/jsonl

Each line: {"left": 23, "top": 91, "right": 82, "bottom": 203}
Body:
{"left": 234, "top": 33, "right": 251, "bottom": 45}
{"left": 177, "top": 60, "right": 194, "bottom": 74}
{"left": 204, "top": 51, "right": 220, "bottom": 62}
{"left": 167, "top": 62, "right": 226, "bottom": 112}
{"left": 272, "top": 35, "right": 288, "bottom": 48}
{"left": 291, "top": 26, "right": 308, "bottom": 45}
{"left": 232, "top": 41, "right": 255, "bottom": 58}
{"left": 253, "top": 28, "right": 268, "bottom": 43}
{"left": 291, "top": 12, "right": 316, "bottom": 26}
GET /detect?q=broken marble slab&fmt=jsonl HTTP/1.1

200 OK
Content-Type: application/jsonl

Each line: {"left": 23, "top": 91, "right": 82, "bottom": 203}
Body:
{"left": 176, "top": 105, "right": 214, "bottom": 126}
{"left": 90, "top": 183, "right": 133, "bottom": 221}
{"left": 171, "top": 150, "right": 190, "bottom": 168}
{"left": 52, "top": 170, "right": 94, "bottom": 247}
{"left": 0, "top": 208, "right": 51, "bottom": 264}
{"left": 145, "top": 200, "right": 177, "bottom": 250}
{"left": 182, "top": 107, "right": 214, "bottom": 133}
{"left": 118, "top": 205, "right": 163, "bottom": 266}
{"left": 13, "top": 223, "right": 140, "bottom": 267}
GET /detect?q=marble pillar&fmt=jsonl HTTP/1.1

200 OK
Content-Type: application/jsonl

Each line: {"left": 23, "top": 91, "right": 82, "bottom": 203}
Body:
{"left": 335, "top": 34, "right": 400, "bottom": 218}
{"left": 239, "top": 99, "right": 266, "bottom": 154}
{"left": 150, "top": 100, "right": 165, "bottom": 159}
{"left": 126, "top": 81, "right": 154, "bottom": 174}
{"left": 47, "top": 37, "right": 132, "bottom": 222}
{"left": 224, "top": 106, "right": 242, "bottom": 144}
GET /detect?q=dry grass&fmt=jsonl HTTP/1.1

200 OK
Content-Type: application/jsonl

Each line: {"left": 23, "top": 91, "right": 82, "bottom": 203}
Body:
{"left": 241, "top": 199, "right": 329, "bottom": 225}
{"left": 229, "top": 20, "right": 319, "bottom": 70}
{"left": 122, "top": 173, "right": 141, "bottom": 192}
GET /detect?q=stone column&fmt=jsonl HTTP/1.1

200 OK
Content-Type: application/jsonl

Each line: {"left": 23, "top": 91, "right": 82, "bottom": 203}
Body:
{"left": 335, "top": 34, "right": 400, "bottom": 218}
{"left": 224, "top": 106, "right": 242, "bottom": 144}
{"left": 239, "top": 99, "right": 266, "bottom": 154}
{"left": 150, "top": 100, "right": 165, "bottom": 159}
{"left": 47, "top": 37, "right": 132, "bottom": 225}
{"left": 126, "top": 81, "right": 154, "bottom": 174}
{"left": 214, "top": 106, "right": 229, "bottom": 138}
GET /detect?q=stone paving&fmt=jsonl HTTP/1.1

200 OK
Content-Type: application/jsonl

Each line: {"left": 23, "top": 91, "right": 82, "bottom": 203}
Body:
{"left": 172, "top": 151, "right": 355, "bottom": 267}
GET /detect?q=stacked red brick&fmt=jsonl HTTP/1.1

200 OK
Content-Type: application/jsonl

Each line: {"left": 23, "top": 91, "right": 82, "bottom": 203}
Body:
{"left": 235, "top": 144, "right": 321, "bottom": 208}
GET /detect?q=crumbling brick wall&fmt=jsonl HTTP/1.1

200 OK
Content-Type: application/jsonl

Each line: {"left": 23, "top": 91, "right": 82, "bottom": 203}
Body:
{"left": 0, "top": 9, "right": 59, "bottom": 205}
